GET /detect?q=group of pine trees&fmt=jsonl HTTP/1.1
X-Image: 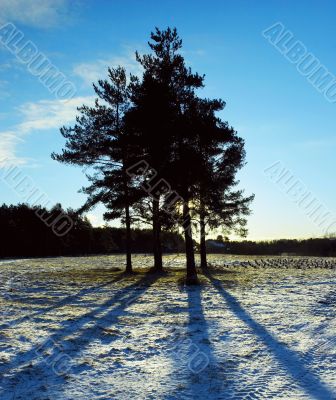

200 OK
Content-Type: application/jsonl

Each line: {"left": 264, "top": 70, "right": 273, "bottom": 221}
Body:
{"left": 52, "top": 27, "right": 254, "bottom": 283}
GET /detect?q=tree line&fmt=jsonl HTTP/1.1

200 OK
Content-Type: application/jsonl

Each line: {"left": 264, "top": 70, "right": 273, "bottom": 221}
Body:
{"left": 209, "top": 237, "right": 336, "bottom": 257}
{"left": 1, "top": 203, "right": 334, "bottom": 259}
{"left": 0, "top": 203, "right": 184, "bottom": 258}
{"left": 52, "top": 27, "right": 253, "bottom": 283}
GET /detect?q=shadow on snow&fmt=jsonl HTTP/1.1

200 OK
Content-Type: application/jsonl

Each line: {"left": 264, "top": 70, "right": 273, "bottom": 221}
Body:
{"left": 0, "top": 273, "right": 128, "bottom": 331}
{"left": 0, "top": 271, "right": 161, "bottom": 397}
{"left": 203, "top": 268, "right": 335, "bottom": 400}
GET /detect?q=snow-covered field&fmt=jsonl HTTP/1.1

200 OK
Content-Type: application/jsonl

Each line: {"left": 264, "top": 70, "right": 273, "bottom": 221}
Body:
{"left": 0, "top": 254, "right": 335, "bottom": 399}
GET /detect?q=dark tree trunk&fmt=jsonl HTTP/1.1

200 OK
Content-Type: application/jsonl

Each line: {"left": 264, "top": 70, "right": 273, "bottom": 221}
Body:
{"left": 122, "top": 163, "right": 132, "bottom": 274}
{"left": 152, "top": 197, "right": 163, "bottom": 271}
{"left": 200, "top": 200, "right": 207, "bottom": 269}
{"left": 125, "top": 202, "right": 132, "bottom": 273}
{"left": 183, "top": 201, "right": 198, "bottom": 284}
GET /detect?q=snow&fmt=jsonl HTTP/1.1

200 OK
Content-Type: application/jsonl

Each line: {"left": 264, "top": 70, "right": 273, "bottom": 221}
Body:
{"left": 0, "top": 255, "right": 335, "bottom": 399}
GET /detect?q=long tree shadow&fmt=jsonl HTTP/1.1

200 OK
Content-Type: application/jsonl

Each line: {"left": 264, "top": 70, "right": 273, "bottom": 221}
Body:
{"left": 183, "top": 284, "right": 227, "bottom": 399}
{"left": 165, "top": 283, "right": 233, "bottom": 400}
{"left": 0, "top": 272, "right": 127, "bottom": 331}
{"left": 0, "top": 271, "right": 161, "bottom": 397}
{"left": 203, "top": 268, "right": 336, "bottom": 400}
{"left": 300, "top": 285, "right": 336, "bottom": 369}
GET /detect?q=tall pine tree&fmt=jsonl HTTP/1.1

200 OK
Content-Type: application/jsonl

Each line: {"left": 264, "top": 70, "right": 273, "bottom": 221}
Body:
{"left": 52, "top": 67, "right": 137, "bottom": 273}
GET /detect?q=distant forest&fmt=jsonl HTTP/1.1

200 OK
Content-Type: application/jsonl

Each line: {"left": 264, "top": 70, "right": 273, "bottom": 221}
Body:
{"left": 208, "top": 237, "right": 336, "bottom": 257}
{"left": 1, "top": 204, "right": 335, "bottom": 259}
{"left": 0, "top": 204, "right": 184, "bottom": 258}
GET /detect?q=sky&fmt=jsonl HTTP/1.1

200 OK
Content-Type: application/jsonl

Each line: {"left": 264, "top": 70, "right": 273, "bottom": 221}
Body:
{"left": 0, "top": 0, "right": 336, "bottom": 241}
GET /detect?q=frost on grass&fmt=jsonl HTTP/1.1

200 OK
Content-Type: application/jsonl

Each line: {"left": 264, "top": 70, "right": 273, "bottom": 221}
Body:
{"left": 0, "top": 255, "right": 335, "bottom": 399}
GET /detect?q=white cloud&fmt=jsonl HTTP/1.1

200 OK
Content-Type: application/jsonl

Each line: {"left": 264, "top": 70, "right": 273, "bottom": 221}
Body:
{"left": 74, "top": 51, "right": 143, "bottom": 87}
{"left": 0, "top": 96, "right": 94, "bottom": 167}
{"left": 18, "top": 96, "right": 94, "bottom": 132}
{"left": 0, "top": 0, "right": 75, "bottom": 28}
{"left": 0, "top": 131, "right": 25, "bottom": 166}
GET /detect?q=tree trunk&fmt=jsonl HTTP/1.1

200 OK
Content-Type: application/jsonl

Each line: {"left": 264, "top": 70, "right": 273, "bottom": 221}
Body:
{"left": 122, "top": 162, "right": 132, "bottom": 274}
{"left": 183, "top": 201, "right": 198, "bottom": 284}
{"left": 125, "top": 202, "right": 133, "bottom": 273}
{"left": 200, "top": 200, "right": 207, "bottom": 269}
{"left": 152, "top": 197, "right": 163, "bottom": 271}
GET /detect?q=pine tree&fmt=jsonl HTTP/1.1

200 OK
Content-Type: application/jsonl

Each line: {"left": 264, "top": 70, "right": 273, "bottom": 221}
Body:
{"left": 126, "top": 27, "right": 203, "bottom": 279}
{"left": 52, "top": 67, "right": 137, "bottom": 273}
{"left": 188, "top": 98, "right": 254, "bottom": 268}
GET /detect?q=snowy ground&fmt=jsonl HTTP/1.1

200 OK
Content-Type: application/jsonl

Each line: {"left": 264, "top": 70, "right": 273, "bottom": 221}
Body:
{"left": 0, "top": 254, "right": 335, "bottom": 399}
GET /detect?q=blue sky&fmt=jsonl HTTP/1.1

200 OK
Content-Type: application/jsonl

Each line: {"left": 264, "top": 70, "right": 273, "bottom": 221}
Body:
{"left": 0, "top": 0, "right": 335, "bottom": 240}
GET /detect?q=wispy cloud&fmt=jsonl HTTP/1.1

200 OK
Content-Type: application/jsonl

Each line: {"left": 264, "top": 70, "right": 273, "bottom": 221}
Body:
{"left": 73, "top": 51, "right": 143, "bottom": 87}
{"left": 0, "top": 131, "right": 25, "bottom": 167}
{"left": 17, "top": 97, "right": 94, "bottom": 132}
{"left": 0, "top": 96, "right": 94, "bottom": 166}
{"left": 0, "top": 0, "right": 78, "bottom": 28}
